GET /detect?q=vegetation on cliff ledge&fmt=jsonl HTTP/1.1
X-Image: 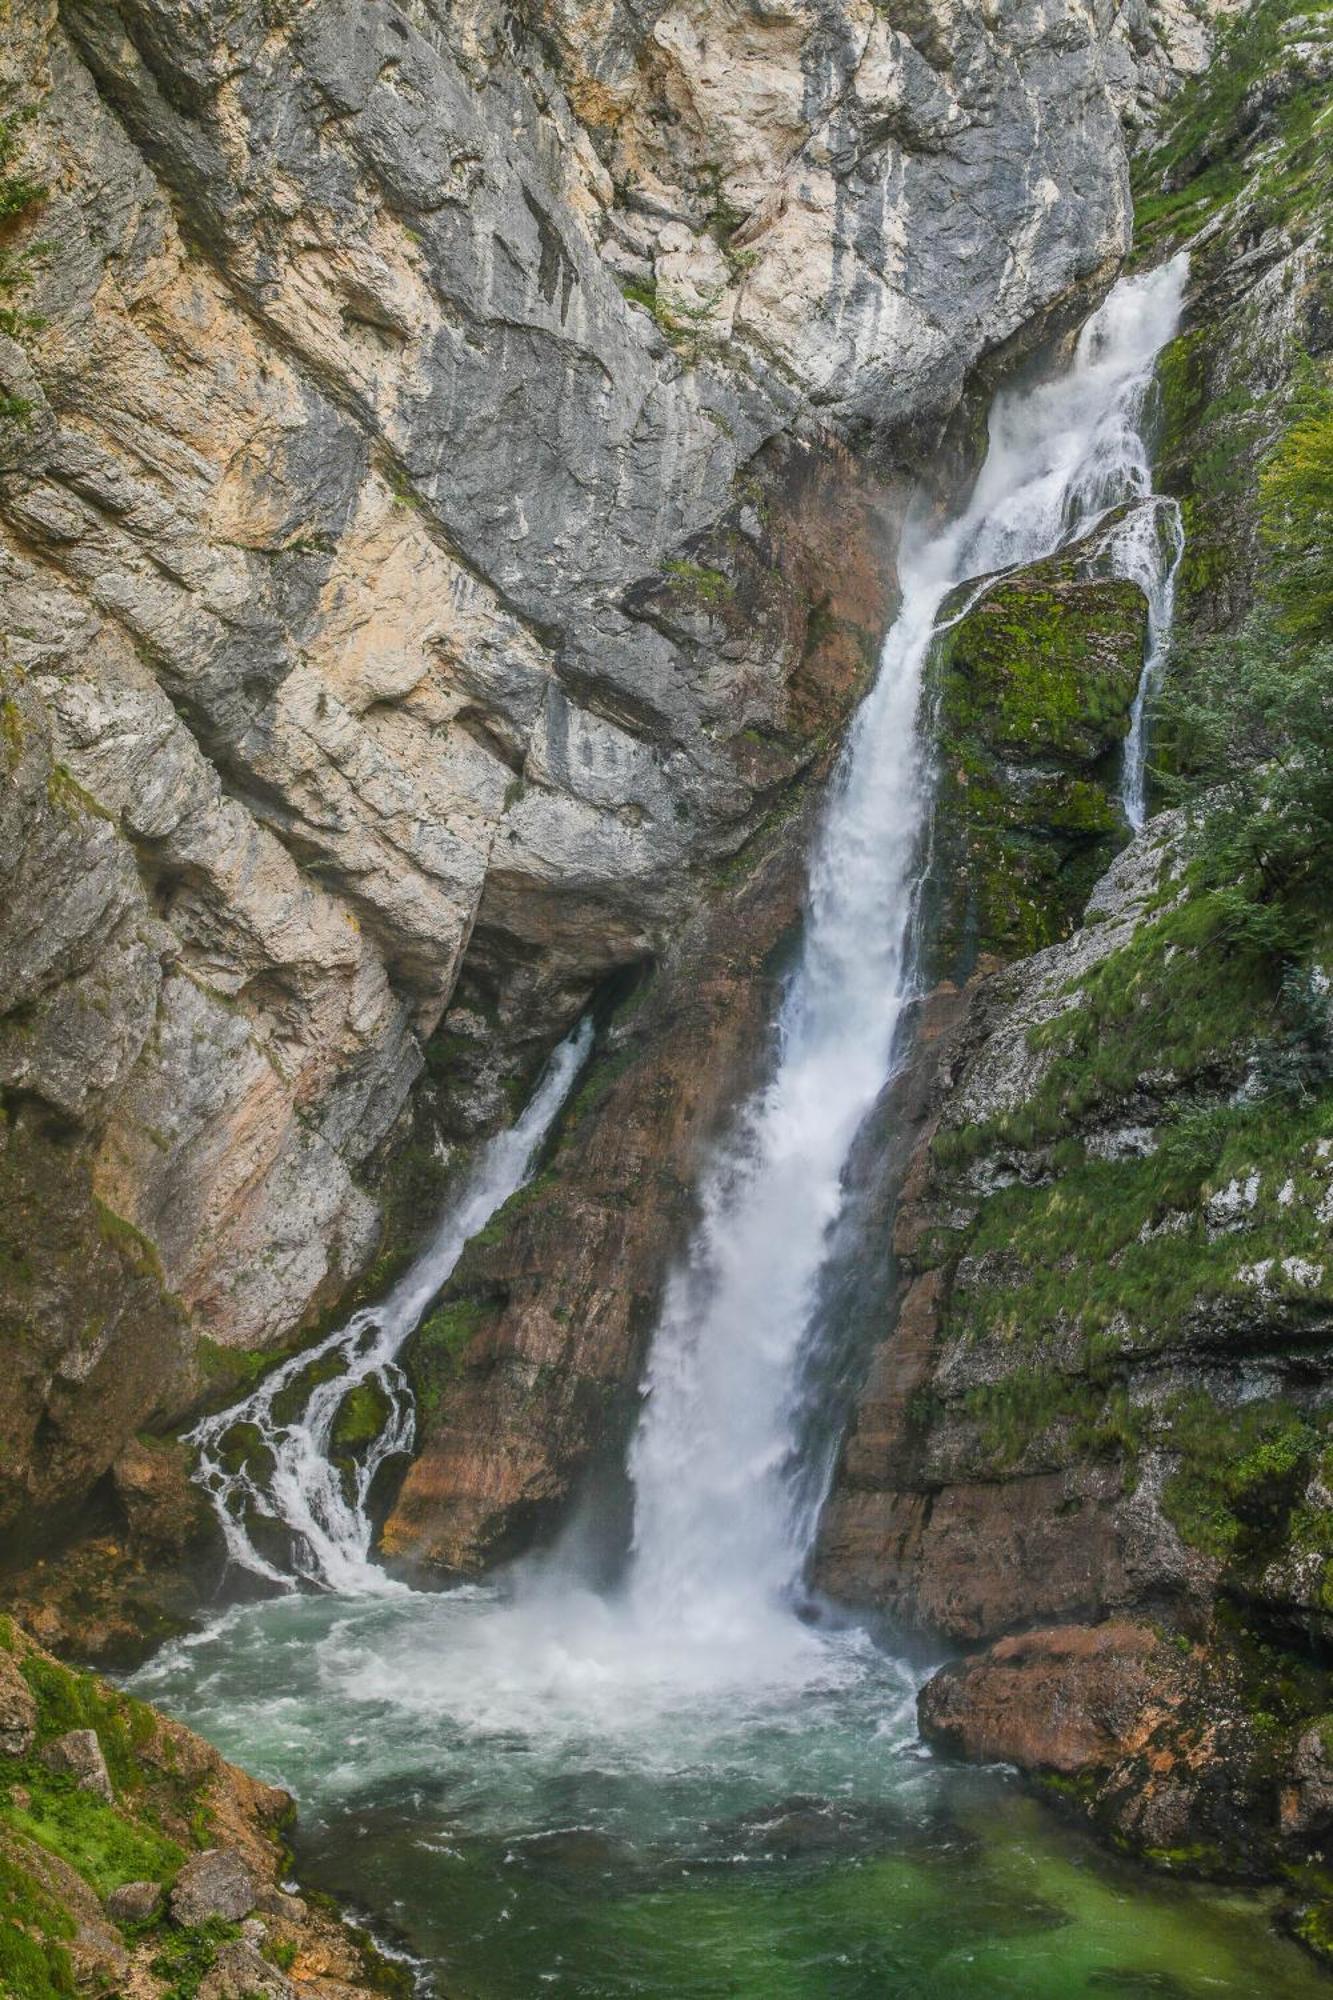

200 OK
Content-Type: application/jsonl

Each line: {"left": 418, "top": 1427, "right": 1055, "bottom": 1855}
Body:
{"left": 0, "top": 1620, "right": 407, "bottom": 1997}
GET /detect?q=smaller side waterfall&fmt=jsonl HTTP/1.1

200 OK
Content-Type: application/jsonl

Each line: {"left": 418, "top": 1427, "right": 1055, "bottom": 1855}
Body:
{"left": 1114, "top": 495, "right": 1187, "bottom": 829}
{"left": 190, "top": 1019, "right": 592, "bottom": 1594}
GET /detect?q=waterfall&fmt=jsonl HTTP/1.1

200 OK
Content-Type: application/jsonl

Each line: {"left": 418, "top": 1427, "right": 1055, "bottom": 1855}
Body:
{"left": 189, "top": 1018, "right": 592, "bottom": 1594}
{"left": 622, "top": 251, "right": 1188, "bottom": 1652}
{"left": 186, "top": 255, "right": 1185, "bottom": 1637}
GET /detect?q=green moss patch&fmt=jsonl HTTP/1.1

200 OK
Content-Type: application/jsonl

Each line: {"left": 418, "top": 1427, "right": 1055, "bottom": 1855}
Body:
{"left": 331, "top": 1380, "right": 393, "bottom": 1453}
{"left": 922, "top": 556, "right": 1145, "bottom": 976}
{"left": 0, "top": 1843, "right": 76, "bottom": 2000}
{"left": 20, "top": 1653, "right": 157, "bottom": 1793}
{"left": 150, "top": 1916, "right": 242, "bottom": 2000}
{"left": 1, "top": 1767, "right": 181, "bottom": 1898}
{"left": 406, "top": 1299, "right": 490, "bottom": 1423}
{"left": 1161, "top": 1396, "right": 1318, "bottom": 1561}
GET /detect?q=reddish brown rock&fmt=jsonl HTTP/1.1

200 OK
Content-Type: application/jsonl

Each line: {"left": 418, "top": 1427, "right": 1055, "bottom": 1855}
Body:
{"left": 112, "top": 1436, "right": 212, "bottom": 1556}
{"left": 383, "top": 826, "right": 817, "bottom": 1576}
{"left": 918, "top": 1621, "right": 1170, "bottom": 1774}
{"left": 1281, "top": 1726, "right": 1333, "bottom": 1839}
{"left": 918, "top": 1617, "right": 1333, "bottom": 1881}
{"left": 382, "top": 445, "right": 900, "bottom": 1578}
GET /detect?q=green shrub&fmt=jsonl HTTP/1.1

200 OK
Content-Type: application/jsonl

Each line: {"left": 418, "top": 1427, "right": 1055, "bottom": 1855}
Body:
{"left": 1260, "top": 368, "right": 1333, "bottom": 643}
{"left": 1155, "top": 617, "right": 1333, "bottom": 940}
{"left": 1, "top": 1765, "right": 181, "bottom": 1897}
{"left": 150, "top": 1918, "right": 241, "bottom": 2000}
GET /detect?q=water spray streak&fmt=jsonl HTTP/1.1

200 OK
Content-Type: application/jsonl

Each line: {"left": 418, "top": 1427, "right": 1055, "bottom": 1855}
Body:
{"left": 1116, "top": 495, "right": 1187, "bottom": 830}
{"left": 624, "top": 253, "right": 1189, "bottom": 1654}
{"left": 190, "top": 1019, "right": 593, "bottom": 1594}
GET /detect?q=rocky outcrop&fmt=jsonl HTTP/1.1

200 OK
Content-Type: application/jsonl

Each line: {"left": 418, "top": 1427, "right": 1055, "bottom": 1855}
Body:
{"left": 818, "top": 791, "right": 1333, "bottom": 1898}
{"left": 817, "top": 792, "right": 1333, "bottom": 1631}
{"left": 921, "top": 531, "right": 1148, "bottom": 979}
{"left": 815, "top": 818, "right": 1201, "bottom": 1636}
{"left": 383, "top": 417, "right": 899, "bottom": 1573}
{"left": 386, "top": 793, "right": 818, "bottom": 1574}
{"left": 0, "top": 1617, "right": 403, "bottom": 1998}
{"left": 0, "top": 0, "right": 1218, "bottom": 1566}
{"left": 918, "top": 1620, "right": 1333, "bottom": 1883}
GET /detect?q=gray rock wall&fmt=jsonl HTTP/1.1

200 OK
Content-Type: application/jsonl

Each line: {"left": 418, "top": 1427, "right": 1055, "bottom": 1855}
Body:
{"left": 0, "top": 0, "right": 1219, "bottom": 1538}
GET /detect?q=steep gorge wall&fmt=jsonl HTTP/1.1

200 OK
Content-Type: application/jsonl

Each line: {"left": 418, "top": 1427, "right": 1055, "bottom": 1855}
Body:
{"left": 817, "top": 0, "right": 1333, "bottom": 1935}
{"left": 0, "top": 0, "right": 1209, "bottom": 1569}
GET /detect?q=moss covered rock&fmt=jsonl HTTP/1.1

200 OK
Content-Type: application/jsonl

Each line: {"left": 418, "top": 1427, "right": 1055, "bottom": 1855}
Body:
{"left": 922, "top": 550, "right": 1147, "bottom": 977}
{"left": 330, "top": 1380, "right": 394, "bottom": 1456}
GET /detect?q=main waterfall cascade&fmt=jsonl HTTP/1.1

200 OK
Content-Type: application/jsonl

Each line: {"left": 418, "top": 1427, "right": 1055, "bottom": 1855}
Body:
{"left": 132, "top": 256, "right": 1253, "bottom": 2000}
{"left": 624, "top": 253, "right": 1190, "bottom": 1653}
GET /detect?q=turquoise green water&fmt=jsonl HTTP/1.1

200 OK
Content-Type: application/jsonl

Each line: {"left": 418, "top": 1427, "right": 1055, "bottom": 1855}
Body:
{"left": 129, "top": 1590, "right": 1329, "bottom": 1999}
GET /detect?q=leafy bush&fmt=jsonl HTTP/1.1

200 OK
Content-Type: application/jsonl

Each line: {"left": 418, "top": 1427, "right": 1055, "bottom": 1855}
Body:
{"left": 1156, "top": 616, "right": 1333, "bottom": 945}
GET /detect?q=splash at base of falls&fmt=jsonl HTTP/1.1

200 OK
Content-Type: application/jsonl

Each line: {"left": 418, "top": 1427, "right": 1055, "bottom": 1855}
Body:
{"left": 131, "top": 1588, "right": 1333, "bottom": 2000}
{"left": 190, "top": 1019, "right": 592, "bottom": 1595}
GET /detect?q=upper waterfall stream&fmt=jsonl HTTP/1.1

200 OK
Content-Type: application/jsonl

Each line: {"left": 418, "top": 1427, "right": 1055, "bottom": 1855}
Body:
{"left": 124, "top": 254, "right": 1329, "bottom": 1998}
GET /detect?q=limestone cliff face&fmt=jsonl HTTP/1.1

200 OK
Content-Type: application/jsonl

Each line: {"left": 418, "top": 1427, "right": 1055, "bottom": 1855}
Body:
{"left": 0, "top": 0, "right": 1212, "bottom": 1552}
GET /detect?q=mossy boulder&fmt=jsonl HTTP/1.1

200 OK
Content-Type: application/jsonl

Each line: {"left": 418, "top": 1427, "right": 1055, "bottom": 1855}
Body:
{"left": 0, "top": 1620, "right": 406, "bottom": 1997}
{"left": 922, "top": 550, "right": 1147, "bottom": 977}
{"left": 330, "top": 1380, "right": 393, "bottom": 1456}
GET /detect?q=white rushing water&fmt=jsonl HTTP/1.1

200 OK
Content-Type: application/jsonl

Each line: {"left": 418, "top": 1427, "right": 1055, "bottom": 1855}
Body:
{"left": 1115, "top": 494, "right": 1187, "bottom": 829}
{"left": 190, "top": 1018, "right": 592, "bottom": 1594}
